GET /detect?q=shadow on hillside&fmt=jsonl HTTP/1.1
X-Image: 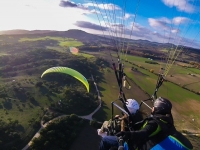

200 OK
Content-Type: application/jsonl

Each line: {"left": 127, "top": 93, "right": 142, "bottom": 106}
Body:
{"left": 29, "top": 97, "right": 39, "bottom": 106}
{"left": 69, "top": 125, "right": 101, "bottom": 150}
{"left": 15, "top": 92, "right": 27, "bottom": 102}
{"left": 16, "top": 124, "right": 25, "bottom": 132}
{"left": 39, "top": 86, "right": 49, "bottom": 94}
{"left": 0, "top": 104, "right": 3, "bottom": 109}
{"left": 46, "top": 95, "right": 53, "bottom": 102}
{"left": 97, "top": 86, "right": 105, "bottom": 92}
{"left": 3, "top": 99, "right": 12, "bottom": 110}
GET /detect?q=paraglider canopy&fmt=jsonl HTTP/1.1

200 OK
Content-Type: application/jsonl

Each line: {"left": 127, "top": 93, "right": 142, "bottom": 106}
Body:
{"left": 69, "top": 47, "right": 79, "bottom": 55}
{"left": 41, "top": 66, "right": 89, "bottom": 92}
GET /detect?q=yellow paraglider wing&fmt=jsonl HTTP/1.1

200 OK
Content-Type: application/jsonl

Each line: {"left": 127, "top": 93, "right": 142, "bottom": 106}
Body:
{"left": 41, "top": 67, "right": 89, "bottom": 92}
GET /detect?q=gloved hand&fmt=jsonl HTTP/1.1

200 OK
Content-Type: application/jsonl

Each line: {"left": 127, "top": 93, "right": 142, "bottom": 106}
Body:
{"left": 116, "top": 131, "right": 131, "bottom": 140}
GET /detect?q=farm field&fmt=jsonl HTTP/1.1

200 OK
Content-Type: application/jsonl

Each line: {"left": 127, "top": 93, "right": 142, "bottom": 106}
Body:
{"left": 113, "top": 53, "right": 200, "bottom": 93}
{"left": 19, "top": 36, "right": 84, "bottom": 47}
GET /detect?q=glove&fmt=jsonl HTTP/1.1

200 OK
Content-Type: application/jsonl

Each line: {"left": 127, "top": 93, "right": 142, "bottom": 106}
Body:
{"left": 116, "top": 131, "right": 131, "bottom": 140}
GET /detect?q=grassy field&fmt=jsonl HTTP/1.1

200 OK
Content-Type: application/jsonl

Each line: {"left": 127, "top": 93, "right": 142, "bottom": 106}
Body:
{"left": 0, "top": 53, "right": 10, "bottom": 56}
{"left": 116, "top": 54, "right": 200, "bottom": 93}
{"left": 19, "top": 36, "right": 84, "bottom": 47}
{"left": 0, "top": 76, "right": 57, "bottom": 124}
{"left": 46, "top": 46, "right": 66, "bottom": 53}
{"left": 19, "top": 37, "right": 74, "bottom": 42}
{"left": 77, "top": 53, "right": 94, "bottom": 58}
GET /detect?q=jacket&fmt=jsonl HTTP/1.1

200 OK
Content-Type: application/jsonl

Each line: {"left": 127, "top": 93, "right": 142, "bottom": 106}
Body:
{"left": 128, "top": 114, "right": 193, "bottom": 150}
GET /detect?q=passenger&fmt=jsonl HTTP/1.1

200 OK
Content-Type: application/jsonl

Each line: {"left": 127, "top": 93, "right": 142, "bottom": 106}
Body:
{"left": 99, "top": 97, "right": 193, "bottom": 150}
{"left": 97, "top": 99, "right": 143, "bottom": 137}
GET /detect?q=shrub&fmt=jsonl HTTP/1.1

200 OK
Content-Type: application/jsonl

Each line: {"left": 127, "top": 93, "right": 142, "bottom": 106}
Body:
{"left": 150, "top": 69, "right": 154, "bottom": 73}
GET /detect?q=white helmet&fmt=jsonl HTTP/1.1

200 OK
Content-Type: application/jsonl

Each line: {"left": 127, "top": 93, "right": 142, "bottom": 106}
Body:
{"left": 126, "top": 99, "right": 139, "bottom": 114}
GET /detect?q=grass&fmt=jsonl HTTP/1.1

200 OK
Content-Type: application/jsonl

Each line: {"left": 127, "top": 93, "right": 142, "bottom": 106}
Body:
{"left": 0, "top": 53, "right": 10, "bottom": 56}
{"left": 19, "top": 36, "right": 84, "bottom": 47}
{"left": 115, "top": 53, "right": 200, "bottom": 93}
{"left": 46, "top": 46, "right": 66, "bottom": 53}
{"left": 187, "top": 67, "right": 200, "bottom": 74}
{"left": 125, "top": 66, "right": 200, "bottom": 102}
{"left": 19, "top": 37, "right": 74, "bottom": 42}
{"left": 0, "top": 76, "right": 60, "bottom": 133}
{"left": 77, "top": 53, "right": 94, "bottom": 58}
{"left": 160, "top": 49, "right": 169, "bottom": 53}
{"left": 59, "top": 41, "right": 83, "bottom": 47}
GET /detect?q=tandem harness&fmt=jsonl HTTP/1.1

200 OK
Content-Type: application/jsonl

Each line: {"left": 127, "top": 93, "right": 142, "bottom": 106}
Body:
{"left": 122, "top": 115, "right": 192, "bottom": 150}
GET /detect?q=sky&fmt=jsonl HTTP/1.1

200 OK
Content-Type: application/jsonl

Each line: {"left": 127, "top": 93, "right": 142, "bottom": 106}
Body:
{"left": 1, "top": 0, "right": 200, "bottom": 48}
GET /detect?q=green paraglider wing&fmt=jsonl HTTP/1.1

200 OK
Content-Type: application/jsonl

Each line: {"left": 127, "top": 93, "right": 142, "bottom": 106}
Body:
{"left": 41, "top": 67, "right": 89, "bottom": 92}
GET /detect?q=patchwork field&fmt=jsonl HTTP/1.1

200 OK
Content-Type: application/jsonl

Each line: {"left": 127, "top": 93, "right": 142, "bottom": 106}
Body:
{"left": 19, "top": 36, "right": 84, "bottom": 47}
{"left": 114, "top": 54, "right": 200, "bottom": 93}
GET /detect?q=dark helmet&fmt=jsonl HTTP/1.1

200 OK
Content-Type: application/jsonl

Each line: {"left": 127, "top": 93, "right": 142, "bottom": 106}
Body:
{"left": 153, "top": 97, "right": 172, "bottom": 114}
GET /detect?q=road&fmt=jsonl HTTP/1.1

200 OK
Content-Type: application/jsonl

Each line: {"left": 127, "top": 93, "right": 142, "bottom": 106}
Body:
{"left": 22, "top": 75, "right": 101, "bottom": 150}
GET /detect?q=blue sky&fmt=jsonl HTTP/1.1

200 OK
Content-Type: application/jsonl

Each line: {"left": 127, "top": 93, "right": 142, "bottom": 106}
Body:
{"left": 0, "top": 0, "right": 200, "bottom": 48}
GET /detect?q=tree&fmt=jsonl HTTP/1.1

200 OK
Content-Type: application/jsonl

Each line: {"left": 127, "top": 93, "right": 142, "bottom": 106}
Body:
{"left": 35, "top": 81, "right": 43, "bottom": 87}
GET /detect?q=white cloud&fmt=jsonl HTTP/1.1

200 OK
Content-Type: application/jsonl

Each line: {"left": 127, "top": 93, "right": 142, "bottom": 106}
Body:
{"left": 90, "top": 9, "right": 100, "bottom": 14}
{"left": 0, "top": 0, "right": 94, "bottom": 31}
{"left": 124, "top": 13, "right": 135, "bottom": 20}
{"left": 171, "top": 29, "right": 179, "bottom": 33}
{"left": 148, "top": 18, "right": 170, "bottom": 30}
{"left": 172, "top": 17, "right": 190, "bottom": 25}
{"left": 84, "top": 3, "right": 121, "bottom": 10}
{"left": 162, "top": 0, "right": 195, "bottom": 13}
{"left": 153, "top": 31, "right": 157, "bottom": 34}
{"left": 148, "top": 17, "right": 191, "bottom": 33}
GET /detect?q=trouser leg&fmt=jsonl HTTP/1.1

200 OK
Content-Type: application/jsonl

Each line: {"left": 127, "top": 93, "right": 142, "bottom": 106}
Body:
{"left": 99, "top": 136, "right": 119, "bottom": 150}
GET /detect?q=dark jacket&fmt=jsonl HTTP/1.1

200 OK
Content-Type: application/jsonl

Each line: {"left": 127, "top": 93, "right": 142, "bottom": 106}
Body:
{"left": 127, "top": 114, "right": 193, "bottom": 150}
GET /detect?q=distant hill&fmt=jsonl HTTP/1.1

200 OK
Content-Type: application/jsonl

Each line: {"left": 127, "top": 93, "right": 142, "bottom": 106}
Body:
{"left": 0, "top": 29, "right": 55, "bottom": 35}
{"left": 45, "top": 29, "right": 106, "bottom": 42}
{"left": 0, "top": 29, "right": 199, "bottom": 54}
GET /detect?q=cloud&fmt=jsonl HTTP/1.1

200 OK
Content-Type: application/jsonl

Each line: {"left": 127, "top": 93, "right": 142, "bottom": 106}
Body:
{"left": 84, "top": 3, "right": 121, "bottom": 10}
{"left": 148, "top": 17, "right": 191, "bottom": 32}
{"left": 90, "top": 9, "right": 100, "bottom": 14}
{"left": 59, "top": 0, "right": 87, "bottom": 10}
{"left": 111, "top": 23, "right": 124, "bottom": 28}
{"left": 171, "top": 29, "right": 180, "bottom": 33}
{"left": 77, "top": 20, "right": 200, "bottom": 48}
{"left": 116, "top": 13, "right": 135, "bottom": 20}
{"left": 172, "top": 17, "right": 190, "bottom": 25}
{"left": 74, "top": 21, "right": 108, "bottom": 31}
{"left": 148, "top": 18, "right": 170, "bottom": 30}
{"left": 162, "top": 0, "right": 195, "bottom": 13}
